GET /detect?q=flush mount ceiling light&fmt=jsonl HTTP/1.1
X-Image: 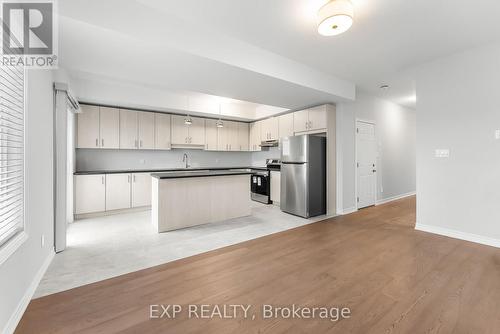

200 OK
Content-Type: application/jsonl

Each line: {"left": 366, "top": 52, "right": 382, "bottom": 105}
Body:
{"left": 184, "top": 115, "right": 192, "bottom": 125}
{"left": 317, "top": 0, "right": 354, "bottom": 36}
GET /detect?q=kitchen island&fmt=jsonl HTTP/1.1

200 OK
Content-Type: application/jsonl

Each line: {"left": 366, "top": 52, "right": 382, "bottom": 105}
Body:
{"left": 151, "top": 170, "right": 253, "bottom": 232}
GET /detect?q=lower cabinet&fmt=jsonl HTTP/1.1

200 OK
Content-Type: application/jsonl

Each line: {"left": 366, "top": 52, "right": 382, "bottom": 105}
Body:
{"left": 75, "top": 173, "right": 152, "bottom": 216}
{"left": 105, "top": 174, "right": 132, "bottom": 211}
{"left": 270, "top": 171, "right": 281, "bottom": 205}
{"left": 131, "top": 173, "right": 152, "bottom": 207}
{"left": 74, "top": 174, "right": 106, "bottom": 214}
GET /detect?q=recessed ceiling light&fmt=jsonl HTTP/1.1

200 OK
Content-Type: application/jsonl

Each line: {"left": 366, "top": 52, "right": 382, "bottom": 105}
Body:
{"left": 317, "top": 0, "right": 354, "bottom": 36}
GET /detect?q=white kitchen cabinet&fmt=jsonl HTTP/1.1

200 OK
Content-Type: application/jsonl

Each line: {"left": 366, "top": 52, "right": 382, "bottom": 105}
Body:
{"left": 260, "top": 117, "right": 279, "bottom": 141}
{"left": 270, "top": 171, "right": 281, "bottom": 205}
{"left": 74, "top": 174, "right": 106, "bottom": 214}
{"left": 238, "top": 122, "right": 249, "bottom": 151}
{"left": 189, "top": 117, "right": 206, "bottom": 145}
{"left": 171, "top": 115, "right": 205, "bottom": 146}
{"left": 278, "top": 113, "right": 294, "bottom": 139}
{"left": 105, "top": 173, "right": 132, "bottom": 211}
{"left": 131, "top": 173, "right": 152, "bottom": 207}
{"left": 227, "top": 121, "right": 239, "bottom": 151}
{"left": 171, "top": 115, "right": 190, "bottom": 145}
{"left": 119, "top": 109, "right": 138, "bottom": 149}
{"left": 308, "top": 105, "right": 328, "bottom": 131}
{"left": 154, "top": 113, "right": 171, "bottom": 150}
{"left": 77, "top": 105, "right": 100, "bottom": 148}
{"left": 205, "top": 119, "right": 218, "bottom": 151}
{"left": 138, "top": 112, "right": 155, "bottom": 149}
{"left": 249, "top": 122, "right": 261, "bottom": 151}
{"left": 293, "top": 109, "right": 309, "bottom": 133}
{"left": 293, "top": 106, "right": 327, "bottom": 133}
{"left": 99, "top": 107, "right": 120, "bottom": 149}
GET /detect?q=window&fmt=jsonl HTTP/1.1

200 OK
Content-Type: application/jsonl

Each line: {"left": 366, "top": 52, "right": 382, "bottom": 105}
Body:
{"left": 0, "top": 64, "right": 25, "bottom": 252}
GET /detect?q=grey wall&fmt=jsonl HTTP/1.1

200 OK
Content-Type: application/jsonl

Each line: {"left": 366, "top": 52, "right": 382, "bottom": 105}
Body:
{"left": 76, "top": 146, "right": 281, "bottom": 171}
{"left": 337, "top": 91, "right": 416, "bottom": 212}
{"left": 416, "top": 42, "right": 500, "bottom": 242}
{"left": 0, "top": 70, "right": 54, "bottom": 332}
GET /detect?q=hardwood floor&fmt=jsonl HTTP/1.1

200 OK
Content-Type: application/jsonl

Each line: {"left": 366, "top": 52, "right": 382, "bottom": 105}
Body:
{"left": 16, "top": 196, "right": 500, "bottom": 333}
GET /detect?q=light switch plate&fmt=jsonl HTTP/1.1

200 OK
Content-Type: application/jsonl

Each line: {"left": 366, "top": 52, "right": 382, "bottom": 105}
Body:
{"left": 435, "top": 149, "right": 450, "bottom": 158}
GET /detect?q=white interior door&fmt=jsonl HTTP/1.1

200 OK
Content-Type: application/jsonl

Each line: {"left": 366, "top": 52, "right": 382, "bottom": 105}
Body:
{"left": 356, "top": 121, "right": 377, "bottom": 209}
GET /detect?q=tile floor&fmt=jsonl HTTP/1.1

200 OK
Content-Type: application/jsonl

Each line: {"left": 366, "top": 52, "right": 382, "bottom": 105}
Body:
{"left": 34, "top": 202, "right": 326, "bottom": 298}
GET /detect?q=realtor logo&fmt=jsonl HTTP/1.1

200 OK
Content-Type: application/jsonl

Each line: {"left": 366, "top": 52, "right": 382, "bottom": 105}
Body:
{"left": 1, "top": 0, "right": 57, "bottom": 67}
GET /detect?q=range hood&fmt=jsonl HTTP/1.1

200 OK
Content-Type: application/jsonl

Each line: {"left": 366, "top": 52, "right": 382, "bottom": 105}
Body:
{"left": 260, "top": 140, "right": 279, "bottom": 148}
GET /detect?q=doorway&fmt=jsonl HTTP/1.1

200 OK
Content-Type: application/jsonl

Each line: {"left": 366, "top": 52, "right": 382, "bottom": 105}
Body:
{"left": 356, "top": 120, "right": 377, "bottom": 209}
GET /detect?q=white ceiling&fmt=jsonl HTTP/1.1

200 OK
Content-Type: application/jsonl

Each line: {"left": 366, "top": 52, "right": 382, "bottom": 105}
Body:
{"left": 59, "top": 0, "right": 500, "bottom": 111}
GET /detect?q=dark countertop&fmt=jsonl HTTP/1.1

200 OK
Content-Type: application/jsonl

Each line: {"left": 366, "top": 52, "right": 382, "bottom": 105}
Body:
{"left": 74, "top": 166, "right": 267, "bottom": 175}
{"left": 151, "top": 169, "right": 254, "bottom": 179}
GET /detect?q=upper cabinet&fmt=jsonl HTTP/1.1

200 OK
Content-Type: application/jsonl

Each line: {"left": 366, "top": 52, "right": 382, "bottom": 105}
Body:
{"left": 77, "top": 105, "right": 119, "bottom": 149}
{"left": 77, "top": 104, "right": 257, "bottom": 152}
{"left": 293, "top": 105, "right": 327, "bottom": 133}
{"left": 137, "top": 112, "right": 155, "bottom": 149}
{"left": 217, "top": 121, "right": 236, "bottom": 151}
{"left": 260, "top": 117, "right": 279, "bottom": 141}
{"left": 171, "top": 115, "right": 205, "bottom": 147}
{"left": 119, "top": 109, "right": 156, "bottom": 150}
{"left": 237, "top": 123, "right": 249, "bottom": 151}
{"left": 278, "top": 113, "right": 294, "bottom": 139}
{"left": 154, "top": 113, "right": 171, "bottom": 150}
{"left": 99, "top": 107, "right": 120, "bottom": 149}
{"left": 205, "top": 119, "right": 218, "bottom": 151}
{"left": 249, "top": 122, "right": 261, "bottom": 151}
{"left": 119, "top": 109, "right": 138, "bottom": 149}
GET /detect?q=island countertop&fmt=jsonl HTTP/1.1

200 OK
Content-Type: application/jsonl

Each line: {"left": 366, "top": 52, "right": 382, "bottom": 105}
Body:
{"left": 150, "top": 169, "right": 254, "bottom": 179}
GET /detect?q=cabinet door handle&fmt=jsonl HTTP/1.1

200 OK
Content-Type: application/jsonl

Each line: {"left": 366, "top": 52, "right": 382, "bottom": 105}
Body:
{"left": 96, "top": 138, "right": 98, "bottom": 147}
{"left": 134, "top": 139, "right": 138, "bottom": 148}
{"left": 133, "top": 174, "right": 136, "bottom": 182}
{"left": 101, "top": 139, "right": 104, "bottom": 147}
{"left": 140, "top": 140, "right": 143, "bottom": 147}
{"left": 128, "top": 175, "right": 130, "bottom": 183}
{"left": 102, "top": 176, "right": 105, "bottom": 185}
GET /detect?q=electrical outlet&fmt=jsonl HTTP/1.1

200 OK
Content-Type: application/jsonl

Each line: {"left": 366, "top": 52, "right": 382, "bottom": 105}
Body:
{"left": 41, "top": 234, "right": 45, "bottom": 248}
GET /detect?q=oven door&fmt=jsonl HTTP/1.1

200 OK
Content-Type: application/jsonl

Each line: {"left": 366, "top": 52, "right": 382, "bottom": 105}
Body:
{"left": 251, "top": 172, "right": 270, "bottom": 204}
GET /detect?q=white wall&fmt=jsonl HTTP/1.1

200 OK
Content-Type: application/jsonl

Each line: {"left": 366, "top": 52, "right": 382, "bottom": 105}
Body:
{"left": 415, "top": 42, "right": 500, "bottom": 245}
{"left": 337, "top": 91, "right": 416, "bottom": 212}
{"left": 0, "top": 70, "right": 54, "bottom": 333}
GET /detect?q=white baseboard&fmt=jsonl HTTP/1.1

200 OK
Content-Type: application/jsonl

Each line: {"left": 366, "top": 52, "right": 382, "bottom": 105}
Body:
{"left": 337, "top": 207, "right": 357, "bottom": 215}
{"left": 376, "top": 191, "right": 416, "bottom": 206}
{"left": 3, "top": 250, "right": 55, "bottom": 334}
{"left": 415, "top": 223, "right": 500, "bottom": 249}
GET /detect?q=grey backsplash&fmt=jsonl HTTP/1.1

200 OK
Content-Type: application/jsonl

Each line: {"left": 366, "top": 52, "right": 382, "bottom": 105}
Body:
{"left": 76, "top": 147, "right": 281, "bottom": 171}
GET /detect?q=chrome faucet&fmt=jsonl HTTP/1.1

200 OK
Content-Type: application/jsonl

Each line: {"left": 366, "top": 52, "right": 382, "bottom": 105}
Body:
{"left": 182, "top": 153, "right": 190, "bottom": 169}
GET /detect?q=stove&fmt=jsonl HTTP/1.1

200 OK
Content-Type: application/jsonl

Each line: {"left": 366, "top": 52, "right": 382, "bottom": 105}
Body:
{"left": 250, "top": 159, "right": 281, "bottom": 204}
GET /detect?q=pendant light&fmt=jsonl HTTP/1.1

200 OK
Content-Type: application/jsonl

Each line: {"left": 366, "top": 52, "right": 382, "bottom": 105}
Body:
{"left": 216, "top": 104, "right": 224, "bottom": 128}
{"left": 317, "top": 0, "right": 354, "bottom": 36}
{"left": 184, "top": 115, "right": 192, "bottom": 125}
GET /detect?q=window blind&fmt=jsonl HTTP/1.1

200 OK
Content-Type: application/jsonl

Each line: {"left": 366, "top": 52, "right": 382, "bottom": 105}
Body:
{"left": 0, "top": 63, "right": 24, "bottom": 248}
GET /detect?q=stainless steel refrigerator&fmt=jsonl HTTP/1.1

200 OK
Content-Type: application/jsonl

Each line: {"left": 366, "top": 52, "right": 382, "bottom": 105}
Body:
{"left": 280, "top": 135, "right": 326, "bottom": 218}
